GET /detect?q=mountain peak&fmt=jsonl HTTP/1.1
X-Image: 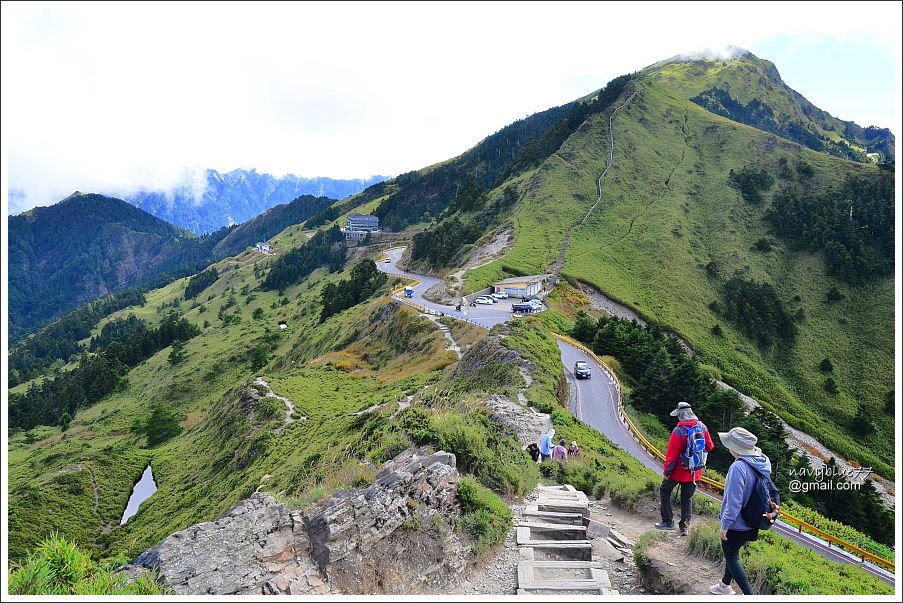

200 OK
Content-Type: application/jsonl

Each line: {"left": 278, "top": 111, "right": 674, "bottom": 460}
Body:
{"left": 674, "top": 45, "right": 752, "bottom": 62}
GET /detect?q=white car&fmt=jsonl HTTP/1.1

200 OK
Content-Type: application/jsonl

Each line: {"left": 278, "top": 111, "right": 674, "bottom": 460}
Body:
{"left": 474, "top": 296, "right": 495, "bottom": 305}
{"left": 526, "top": 299, "right": 544, "bottom": 309}
{"left": 490, "top": 291, "right": 508, "bottom": 299}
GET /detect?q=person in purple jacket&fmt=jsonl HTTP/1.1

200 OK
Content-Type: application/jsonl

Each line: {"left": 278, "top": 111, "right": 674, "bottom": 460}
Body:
{"left": 710, "top": 427, "right": 777, "bottom": 596}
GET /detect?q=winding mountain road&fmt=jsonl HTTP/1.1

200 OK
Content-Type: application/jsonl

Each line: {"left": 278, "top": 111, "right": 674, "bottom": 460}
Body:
{"left": 376, "top": 251, "right": 895, "bottom": 586}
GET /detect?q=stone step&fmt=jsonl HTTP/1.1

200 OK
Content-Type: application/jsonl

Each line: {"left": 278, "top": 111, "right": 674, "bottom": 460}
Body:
{"left": 536, "top": 500, "right": 588, "bottom": 515}
{"left": 537, "top": 484, "right": 578, "bottom": 493}
{"left": 516, "top": 531, "right": 593, "bottom": 560}
{"left": 517, "top": 522, "right": 586, "bottom": 540}
{"left": 521, "top": 509, "right": 585, "bottom": 525}
{"left": 518, "top": 563, "right": 612, "bottom": 588}
{"left": 517, "top": 587, "right": 620, "bottom": 595}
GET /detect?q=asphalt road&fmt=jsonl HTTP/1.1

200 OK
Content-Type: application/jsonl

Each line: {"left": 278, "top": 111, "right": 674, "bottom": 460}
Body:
{"left": 560, "top": 335, "right": 894, "bottom": 584}
{"left": 377, "top": 247, "right": 894, "bottom": 584}
{"left": 379, "top": 248, "right": 520, "bottom": 329}
{"left": 559, "top": 339, "right": 661, "bottom": 474}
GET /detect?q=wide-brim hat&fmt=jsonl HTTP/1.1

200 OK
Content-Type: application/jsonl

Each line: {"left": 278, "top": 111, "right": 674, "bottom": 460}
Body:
{"left": 669, "top": 401, "right": 692, "bottom": 417}
{"left": 718, "top": 427, "right": 762, "bottom": 457}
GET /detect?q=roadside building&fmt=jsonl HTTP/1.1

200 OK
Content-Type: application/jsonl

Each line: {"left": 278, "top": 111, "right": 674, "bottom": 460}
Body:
{"left": 492, "top": 275, "right": 550, "bottom": 298}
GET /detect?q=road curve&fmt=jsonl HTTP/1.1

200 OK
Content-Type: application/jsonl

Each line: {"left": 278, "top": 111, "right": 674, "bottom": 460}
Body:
{"left": 379, "top": 248, "right": 512, "bottom": 329}
{"left": 376, "top": 250, "right": 894, "bottom": 585}
{"left": 568, "top": 339, "right": 895, "bottom": 585}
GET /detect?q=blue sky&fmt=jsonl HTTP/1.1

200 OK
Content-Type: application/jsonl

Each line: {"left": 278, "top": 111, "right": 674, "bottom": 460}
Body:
{"left": 2, "top": 1, "right": 900, "bottom": 214}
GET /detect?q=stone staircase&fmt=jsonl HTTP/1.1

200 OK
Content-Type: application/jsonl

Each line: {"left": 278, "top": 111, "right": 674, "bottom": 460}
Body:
{"left": 516, "top": 485, "right": 618, "bottom": 595}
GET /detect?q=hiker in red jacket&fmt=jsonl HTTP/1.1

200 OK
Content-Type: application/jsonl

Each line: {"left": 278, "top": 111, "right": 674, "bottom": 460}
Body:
{"left": 655, "top": 401, "right": 715, "bottom": 536}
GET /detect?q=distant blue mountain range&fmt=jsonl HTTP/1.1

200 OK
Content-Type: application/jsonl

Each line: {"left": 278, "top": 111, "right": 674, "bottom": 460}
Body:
{"left": 119, "top": 168, "right": 387, "bottom": 234}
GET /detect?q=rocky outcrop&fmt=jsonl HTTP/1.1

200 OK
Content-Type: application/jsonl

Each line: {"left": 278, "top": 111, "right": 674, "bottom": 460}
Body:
{"left": 121, "top": 448, "right": 466, "bottom": 595}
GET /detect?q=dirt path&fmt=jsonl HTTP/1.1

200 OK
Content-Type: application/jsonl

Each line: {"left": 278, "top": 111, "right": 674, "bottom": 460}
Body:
{"left": 254, "top": 378, "right": 306, "bottom": 433}
{"left": 550, "top": 88, "right": 640, "bottom": 281}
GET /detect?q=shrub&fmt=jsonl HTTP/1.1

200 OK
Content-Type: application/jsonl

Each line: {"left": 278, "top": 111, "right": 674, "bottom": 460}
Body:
{"left": 687, "top": 521, "right": 723, "bottom": 562}
{"left": 9, "top": 534, "right": 168, "bottom": 595}
{"left": 456, "top": 476, "right": 512, "bottom": 556}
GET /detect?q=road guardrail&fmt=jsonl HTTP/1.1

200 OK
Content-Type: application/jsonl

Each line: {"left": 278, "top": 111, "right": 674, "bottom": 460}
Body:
{"left": 551, "top": 332, "right": 895, "bottom": 573}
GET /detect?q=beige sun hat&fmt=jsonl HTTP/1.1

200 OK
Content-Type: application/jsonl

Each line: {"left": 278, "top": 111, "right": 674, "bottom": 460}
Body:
{"left": 717, "top": 427, "right": 762, "bottom": 457}
{"left": 669, "top": 401, "right": 692, "bottom": 417}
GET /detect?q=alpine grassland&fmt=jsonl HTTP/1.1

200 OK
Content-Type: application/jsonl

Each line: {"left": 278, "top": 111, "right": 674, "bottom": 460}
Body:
{"left": 8, "top": 231, "right": 534, "bottom": 576}
{"left": 687, "top": 521, "right": 892, "bottom": 595}
{"left": 463, "top": 54, "right": 894, "bottom": 481}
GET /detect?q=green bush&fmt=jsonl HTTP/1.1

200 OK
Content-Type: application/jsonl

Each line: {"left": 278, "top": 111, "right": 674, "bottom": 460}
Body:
{"left": 9, "top": 534, "right": 168, "bottom": 595}
{"left": 427, "top": 412, "right": 539, "bottom": 495}
{"left": 682, "top": 520, "right": 892, "bottom": 595}
{"left": 742, "top": 531, "right": 893, "bottom": 595}
{"left": 456, "top": 476, "right": 513, "bottom": 556}
{"left": 687, "top": 521, "right": 723, "bottom": 562}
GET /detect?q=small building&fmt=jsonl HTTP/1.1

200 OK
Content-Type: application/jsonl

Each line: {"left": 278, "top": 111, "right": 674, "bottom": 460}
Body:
{"left": 492, "top": 275, "right": 550, "bottom": 298}
{"left": 255, "top": 242, "right": 272, "bottom": 254}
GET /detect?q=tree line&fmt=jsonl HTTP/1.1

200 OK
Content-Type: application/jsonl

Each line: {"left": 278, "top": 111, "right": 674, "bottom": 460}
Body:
{"left": 319, "top": 260, "right": 387, "bottom": 322}
{"left": 711, "top": 276, "right": 797, "bottom": 347}
{"left": 184, "top": 267, "right": 219, "bottom": 299}
{"left": 570, "top": 311, "right": 893, "bottom": 544}
{"left": 259, "top": 226, "right": 346, "bottom": 291}
{"left": 8, "top": 311, "right": 200, "bottom": 430}
{"left": 766, "top": 173, "right": 894, "bottom": 282}
{"left": 8, "top": 289, "right": 147, "bottom": 387}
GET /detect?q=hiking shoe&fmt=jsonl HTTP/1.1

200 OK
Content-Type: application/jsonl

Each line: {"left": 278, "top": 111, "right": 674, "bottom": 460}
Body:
{"left": 654, "top": 522, "right": 675, "bottom": 530}
{"left": 680, "top": 525, "right": 688, "bottom": 536}
{"left": 709, "top": 582, "right": 736, "bottom": 595}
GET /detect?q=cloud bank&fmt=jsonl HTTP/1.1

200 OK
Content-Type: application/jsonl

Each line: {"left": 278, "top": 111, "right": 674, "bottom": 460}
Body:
{"left": 2, "top": 1, "right": 900, "bottom": 214}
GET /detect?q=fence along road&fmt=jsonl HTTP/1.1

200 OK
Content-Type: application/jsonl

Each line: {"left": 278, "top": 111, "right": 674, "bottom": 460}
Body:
{"left": 376, "top": 255, "right": 895, "bottom": 585}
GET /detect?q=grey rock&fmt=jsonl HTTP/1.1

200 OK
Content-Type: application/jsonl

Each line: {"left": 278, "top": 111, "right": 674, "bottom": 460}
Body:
{"left": 120, "top": 447, "right": 466, "bottom": 595}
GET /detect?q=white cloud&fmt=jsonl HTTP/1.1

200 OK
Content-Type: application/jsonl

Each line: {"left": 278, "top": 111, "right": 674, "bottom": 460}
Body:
{"left": 2, "top": 1, "right": 900, "bottom": 214}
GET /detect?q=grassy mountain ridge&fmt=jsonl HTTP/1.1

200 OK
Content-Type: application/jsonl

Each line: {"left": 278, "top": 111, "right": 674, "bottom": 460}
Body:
{"left": 643, "top": 50, "right": 894, "bottom": 161}
{"left": 8, "top": 194, "right": 197, "bottom": 343}
{"left": 464, "top": 57, "right": 894, "bottom": 477}
{"left": 8, "top": 192, "right": 340, "bottom": 346}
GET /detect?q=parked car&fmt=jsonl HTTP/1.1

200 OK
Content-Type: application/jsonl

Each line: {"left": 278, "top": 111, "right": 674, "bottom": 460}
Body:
{"left": 511, "top": 303, "right": 534, "bottom": 313}
{"left": 490, "top": 291, "right": 509, "bottom": 299}
{"left": 474, "top": 296, "right": 495, "bottom": 305}
{"left": 523, "top": 295, "right": 542, "bottom": 302}
{"left": 574, "top": 360, "right": 591, "bottom": 379}
{"left": 525, "top": 299, "right": 544, "bottom": 309}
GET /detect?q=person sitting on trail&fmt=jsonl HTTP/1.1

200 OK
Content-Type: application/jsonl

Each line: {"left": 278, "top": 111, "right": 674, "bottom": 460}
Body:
{"left": 538, "top": 428, "right": 555, "bottom": 461}
{"left": 655, "top": 401, "right": 714, "bottom": 536}
{"left": 568, "top": 440, "right": 580, "bottom": 458}
{"left": 526, "top": 442, "right": 541, "bottom": 463}
{"left": 552, "top": 439, "right": 568, "bottom": 461}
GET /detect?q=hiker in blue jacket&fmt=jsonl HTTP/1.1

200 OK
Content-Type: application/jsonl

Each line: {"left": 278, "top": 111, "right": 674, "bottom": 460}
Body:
{"left": 710, "top": 426, "right": 777, "bottom": 596}
{"left": 655, "top": 401, "right": 714, "bottom": 536}
{"left": 538, "top": 428, "right": 555, "bottom": 462}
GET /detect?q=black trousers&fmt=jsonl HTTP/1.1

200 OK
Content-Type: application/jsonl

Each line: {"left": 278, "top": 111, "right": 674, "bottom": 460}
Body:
{"left": 721, "top": 529, "right": 757, "bottom": 594}
{"left": 660, "top": 478, "right": 696, "bottom": 527}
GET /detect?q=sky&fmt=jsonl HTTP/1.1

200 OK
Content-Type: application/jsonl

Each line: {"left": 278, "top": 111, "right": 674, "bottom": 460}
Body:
{"left": 1, "top": 1, "right": 901, "bottom": 215}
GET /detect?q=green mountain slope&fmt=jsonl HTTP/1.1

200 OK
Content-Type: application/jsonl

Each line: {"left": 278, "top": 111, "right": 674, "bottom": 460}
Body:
{"left": 644, "top": 49, "right": 894, "bottom": 161}
{"left": 466, "top": 54, "right": 894, "bottom": 477}
{"left": 8, "top": 192, "right": 339, "bottom": 346}
{"left": 8, "top": 193, "right": 198, "bottom": 342}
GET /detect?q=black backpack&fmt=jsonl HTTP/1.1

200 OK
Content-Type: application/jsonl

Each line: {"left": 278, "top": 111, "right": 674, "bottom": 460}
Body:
{"left": 739, "top": 458, "right": 781, "bottom": 530}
